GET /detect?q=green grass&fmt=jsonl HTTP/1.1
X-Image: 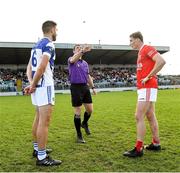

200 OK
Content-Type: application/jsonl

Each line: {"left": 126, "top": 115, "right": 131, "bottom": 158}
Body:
{"left": 0, "top": 89, "right": 180, "bottom": 172}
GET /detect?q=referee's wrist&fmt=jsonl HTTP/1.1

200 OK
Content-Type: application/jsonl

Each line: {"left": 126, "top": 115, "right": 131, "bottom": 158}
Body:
{"left": 91, "top": 86, "right": 95, "bottom": 89}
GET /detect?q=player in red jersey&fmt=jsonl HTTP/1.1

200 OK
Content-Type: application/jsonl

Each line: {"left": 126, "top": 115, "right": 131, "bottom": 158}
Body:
{"left": 123, "top": 31, "right": 166, "bottom": 157}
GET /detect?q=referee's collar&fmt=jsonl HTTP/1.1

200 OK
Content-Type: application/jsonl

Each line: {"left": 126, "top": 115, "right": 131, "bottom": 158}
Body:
{"left": 78, "top": 59, "right": 83, "bottom": 62}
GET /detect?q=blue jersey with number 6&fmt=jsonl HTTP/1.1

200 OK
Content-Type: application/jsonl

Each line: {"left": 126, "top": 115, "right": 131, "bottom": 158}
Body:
{"left": 30, "top": 38, "right": 55, "bottom": 87}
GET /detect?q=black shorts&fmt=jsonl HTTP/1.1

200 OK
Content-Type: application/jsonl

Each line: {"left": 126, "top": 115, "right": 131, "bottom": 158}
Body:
{"left": 70, "top": 84, "right": 92, "bottom": 107}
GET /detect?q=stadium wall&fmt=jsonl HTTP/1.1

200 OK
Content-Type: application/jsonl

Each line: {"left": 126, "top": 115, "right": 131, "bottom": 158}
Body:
{"left": 0, "top": 85, "right": 180, "bottom": 96}
{"left": 0, "top": 64, "right": 26, "bottom": 69}
{"left": 0, "top": 64, "right": 137, "bottom": 69}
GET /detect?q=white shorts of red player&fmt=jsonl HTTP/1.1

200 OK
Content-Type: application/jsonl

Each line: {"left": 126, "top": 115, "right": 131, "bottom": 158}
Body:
{"left": 137, "top": 88, "right": 157, "bottom": 102}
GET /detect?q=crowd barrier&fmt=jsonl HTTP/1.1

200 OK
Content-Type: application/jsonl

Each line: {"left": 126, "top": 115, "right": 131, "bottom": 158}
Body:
{"left": 0, "top": 85, "right": 179, "bottom": 96}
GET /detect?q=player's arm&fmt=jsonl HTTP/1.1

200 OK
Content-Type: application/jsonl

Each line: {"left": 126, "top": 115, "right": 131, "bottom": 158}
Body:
{"left": 87, "top": 74, "right": 97, "bottom": 95}
{"left": 69, "top": 44, "right": 91, "bottom": 63}
{"left": 31, "top": 55, "right": 49, "bottom": 89}
{"left": 26, "top": 58, "right": 32, "bottom": 84}
{"left": 147, "top": 53, "right": 166, "bottom": 79}
{"left": 24, "top": 58, "right": 34, "bottom": 95}
{"left": 142, "top": 53, "right": 166, "bottom": 84}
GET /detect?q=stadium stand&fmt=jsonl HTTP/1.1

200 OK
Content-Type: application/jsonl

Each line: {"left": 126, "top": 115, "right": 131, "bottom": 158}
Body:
{"left": 1, "top": 41, "right": 179, "bottom": 95}
{"left": 1, "top": 67, "right": 180, "bottom": 93}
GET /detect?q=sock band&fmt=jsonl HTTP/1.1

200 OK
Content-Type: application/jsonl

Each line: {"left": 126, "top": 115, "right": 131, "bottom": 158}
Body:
{"left": 38, "top": 149, "right": 47, "bottom": 160}
{"left": 33, "top": 142, "right": 38, "bottom": 151}
{"left": 152, "top": 138, "right": 160, "bottom": 145}
{"left": 135, "top": 140, "right": 143, "bottom": 152}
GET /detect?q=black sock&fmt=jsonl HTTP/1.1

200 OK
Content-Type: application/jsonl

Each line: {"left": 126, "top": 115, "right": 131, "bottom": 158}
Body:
{"left": 74, "top": 114, "right": 81, "bottom": 137}
{"left": 82, "top": 111, "right": 91, "bottom": 125}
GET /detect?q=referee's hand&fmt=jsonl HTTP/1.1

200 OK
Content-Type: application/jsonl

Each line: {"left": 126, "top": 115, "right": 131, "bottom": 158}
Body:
{"left": 82, "top": 44, "right": 91, "bottom": 53}
{"left": 92, "top": 88, "right": 97, "bottom": 95}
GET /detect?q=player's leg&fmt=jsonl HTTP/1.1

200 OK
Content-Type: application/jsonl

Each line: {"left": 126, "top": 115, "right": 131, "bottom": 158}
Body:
{"left": 135, "top": 101, "right": 151, "bottom": 146}
{"left": 32, "top": 107, "right": 39, "bottom": 156}
{"left": 31, "top": 93, "right": 40, "bottom": 156}
{"left": 32, "top": 107, "right": 52, "bottom": 157}
{"left": 32, "top": 107, "right": 39, "bottom": 141}
{"left": 123, "top": 101, "right": 150, "bottom": 157}
{"left": 35, "top": 86, "right": 61, "bottom": 166}
{"left": 136, "top": 88, "right": 152, "bottom": 149}
{"left": 123, "top": 88, "right": 152, "bottom": 157}
{"left": 36, "top": 104, "right": 61, "bottom": 166}
{"left": 37, "top": 104, "right": 52, "bottom": 159}
{"left": 145, "top": 102, "right": 161, "bottom": 150}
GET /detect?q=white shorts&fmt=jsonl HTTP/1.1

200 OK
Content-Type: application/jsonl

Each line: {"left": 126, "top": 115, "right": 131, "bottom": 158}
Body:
{"left": 31, "top": 85, "right": 55, "bottom": 106}
{"left": 137, "top": 88, "right": 158, "bottom": 102}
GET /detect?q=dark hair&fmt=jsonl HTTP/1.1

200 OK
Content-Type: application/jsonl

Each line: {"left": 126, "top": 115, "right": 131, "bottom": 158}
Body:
{"left": 73, "top": 44, "right": 81, "bottom": 51}
{"left": 42, "top": 20, "right": 57, "bottom": 34}
{"left": 130, "top": 31, "right": 143, "bottom": 42}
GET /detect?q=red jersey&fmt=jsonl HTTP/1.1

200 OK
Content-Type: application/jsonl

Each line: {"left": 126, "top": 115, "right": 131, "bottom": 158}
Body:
{"left": 136, "top": 45, "right": 158, "bottom": 89}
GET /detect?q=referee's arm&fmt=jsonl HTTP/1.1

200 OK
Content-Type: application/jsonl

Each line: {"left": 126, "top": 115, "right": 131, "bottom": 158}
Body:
{"left": 69, "top": 51, "right": 84, "bottom": 63}
{"left": 88, "top": 75, "right": 97, "bottom": 95}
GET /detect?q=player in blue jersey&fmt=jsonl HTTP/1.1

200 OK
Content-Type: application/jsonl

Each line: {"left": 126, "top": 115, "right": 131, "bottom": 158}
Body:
{"left": 24, "top": 20, "right": 61, "bottom": 166}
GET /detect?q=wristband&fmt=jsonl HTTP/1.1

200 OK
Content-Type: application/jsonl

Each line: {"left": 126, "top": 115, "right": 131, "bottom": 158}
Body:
{"left": 92, "top": 86, "right": 95, "bottom": 89}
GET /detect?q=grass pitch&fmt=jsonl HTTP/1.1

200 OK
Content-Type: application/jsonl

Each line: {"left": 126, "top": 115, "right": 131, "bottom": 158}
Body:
{"left": 0, "top": 89, "right": 180, "bottom": 172}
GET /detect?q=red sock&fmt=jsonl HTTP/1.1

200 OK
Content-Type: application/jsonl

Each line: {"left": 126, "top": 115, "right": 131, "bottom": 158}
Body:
{"left": 135, "top": 140, "right": 143, "bottom": 152}
{"left": 152, "top": 138, "right": 160, "bottom": 145}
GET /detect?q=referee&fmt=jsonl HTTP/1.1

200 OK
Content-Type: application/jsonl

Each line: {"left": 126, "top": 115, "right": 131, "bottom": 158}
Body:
{"left": 68, "top": 44, "right": 96, "bottom": 143}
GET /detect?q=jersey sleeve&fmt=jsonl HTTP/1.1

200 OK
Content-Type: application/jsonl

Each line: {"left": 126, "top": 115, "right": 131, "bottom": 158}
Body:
{"left": 145, "top": 45, "right": 158, "bottom": 59}
{"left": 43, "top": 42, "right": 55, "bottom": 59}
